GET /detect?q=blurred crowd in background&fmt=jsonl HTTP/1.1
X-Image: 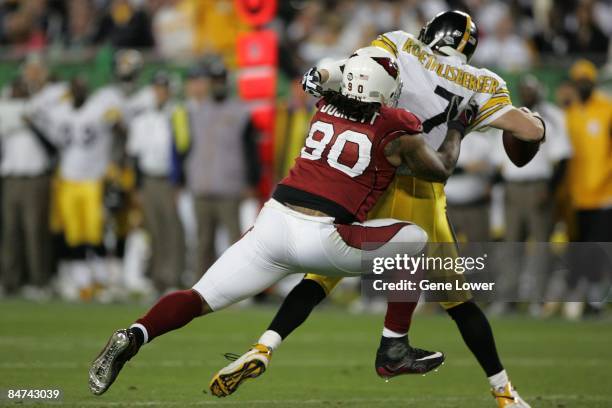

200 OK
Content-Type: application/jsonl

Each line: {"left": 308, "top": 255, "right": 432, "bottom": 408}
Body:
{"left": 0, "top": 0, "right": 610, "bottom": 320}
{"left": 1, "top": 0, "right": 611, "bottom": 69}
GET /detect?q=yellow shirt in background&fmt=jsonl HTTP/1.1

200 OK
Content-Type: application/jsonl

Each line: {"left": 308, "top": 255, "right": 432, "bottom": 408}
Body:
{"left": 192, "top": 0, "right": 247, "bottom": 65}
{"left": 566, "top": 91, "right": 612, "bottom": 210}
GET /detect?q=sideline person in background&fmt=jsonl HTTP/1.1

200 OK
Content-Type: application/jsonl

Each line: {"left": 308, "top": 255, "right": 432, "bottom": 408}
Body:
{"left": 127, "top": 71, "right": 185, "bottom": 293}
{"left": 172, "top": 60, "right": 261, "bottom": 273}
{"left": 445, "top": 129, "right": 495, "bottom": 243}
{"left": 0, "top": 78, "right": 53, "bottom": 299}
{"left": 564, "top": 60, "right": 612, "bottom": 319}
{"left": 490, "top": 75, "right": 572, "bottom": 316}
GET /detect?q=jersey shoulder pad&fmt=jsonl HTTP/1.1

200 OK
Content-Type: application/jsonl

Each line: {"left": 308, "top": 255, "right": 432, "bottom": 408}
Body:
{"left": 371, "top": 31, "right": 409, "bottom": 57}
{"left": 89, "top": 87, "right": 125, "bottom": 123}
{"left": 91, "top": 86, "right": 125, "bottom": 108}
{"left": 381, "top": 106, "right": 423, "bottom": 135}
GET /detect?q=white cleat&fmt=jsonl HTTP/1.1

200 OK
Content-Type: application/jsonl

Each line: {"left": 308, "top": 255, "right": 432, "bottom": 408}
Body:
{"left": 492, "top": 382, "right": 531, "bottom": 408}
{"left": 209, "top": 344, "right": 272, "bottom": 397}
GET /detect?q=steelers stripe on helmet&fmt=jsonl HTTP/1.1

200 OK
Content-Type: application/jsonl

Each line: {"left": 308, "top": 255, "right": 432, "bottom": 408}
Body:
{"left": 457, "top": 14, "right": 473, "bottom": 53}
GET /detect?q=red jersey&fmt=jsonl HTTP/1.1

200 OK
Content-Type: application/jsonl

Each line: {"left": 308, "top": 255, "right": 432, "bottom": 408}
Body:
{"left": 275, "top": 99, "right": 422, "bottom": 223}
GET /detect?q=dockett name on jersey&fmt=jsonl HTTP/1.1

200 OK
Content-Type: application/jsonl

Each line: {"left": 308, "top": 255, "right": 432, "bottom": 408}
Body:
{"left": 318, "top": 102, "right": 383, "bottom": 126}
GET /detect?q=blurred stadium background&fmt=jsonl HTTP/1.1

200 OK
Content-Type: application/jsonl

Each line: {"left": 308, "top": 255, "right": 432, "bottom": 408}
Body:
{"left": 0, "top": 0, "right": 611, "bottom": 406}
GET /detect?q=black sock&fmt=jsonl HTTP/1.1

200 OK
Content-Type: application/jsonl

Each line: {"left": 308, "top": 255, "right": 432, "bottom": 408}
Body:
{"left": 267, "top": 279, "right": 326, "bottom": 339}
{"left": 446, "top": 301, "right": 503, "bottom": 377}
{"left": 130, "top": 327, "right": 145, "bottom": 348}
{"left": 379, "top": 335, "right": 408, "bottom": 348}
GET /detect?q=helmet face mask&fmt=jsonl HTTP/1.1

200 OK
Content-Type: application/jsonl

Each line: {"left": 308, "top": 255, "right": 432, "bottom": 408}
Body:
{"left": 341, "top": 47, "right": 402, "bottom": 107}
{"left": 388, "top": 80, "right": 402, "bottom": 108}
{"left": 418, "top": 10, "right": 479, "bottom": 63}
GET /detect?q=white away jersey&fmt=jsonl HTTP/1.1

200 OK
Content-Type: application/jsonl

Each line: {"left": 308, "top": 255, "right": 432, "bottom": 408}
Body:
{"left": 48, "top": 94, "right": 119, "bottom": 181}
{"left": 371, "top": 31, "right": 513, "bottom": 149}
{"left": 88, "top": 85, "right": 126, "bottom": 125}
{"left": 91, "top": 84, "right": 157, "bottom": 124}
{"left": 27, "top": 81, "right": 69, "bottom": 131}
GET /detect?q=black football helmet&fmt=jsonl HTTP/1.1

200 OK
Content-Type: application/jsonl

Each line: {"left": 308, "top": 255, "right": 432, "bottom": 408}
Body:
{"left": 113, "top": 49, "right": 143, "bottom": 83}
{"left": 418, "top": 10, "right": 479, "bottom": 63}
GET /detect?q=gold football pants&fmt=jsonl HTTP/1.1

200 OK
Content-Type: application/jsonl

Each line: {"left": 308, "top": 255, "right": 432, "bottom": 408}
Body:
{"left": 304, "top": 175, "right": 471, "bottom": 309}
{"left": 56, "top": 179, "right": 104, "bottom": 247}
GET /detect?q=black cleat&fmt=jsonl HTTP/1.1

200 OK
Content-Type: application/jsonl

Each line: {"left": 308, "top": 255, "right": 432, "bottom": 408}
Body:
{"left": 375, "top": 337, "right": 444, "bottom": 379}
{"left": 88, "top": 329, "right": 140, "bottom": 395}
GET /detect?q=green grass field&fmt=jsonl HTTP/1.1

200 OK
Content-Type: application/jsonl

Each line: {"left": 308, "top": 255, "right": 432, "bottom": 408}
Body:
{"left": 1, "top": 300, "right": 611, "bottom": 407}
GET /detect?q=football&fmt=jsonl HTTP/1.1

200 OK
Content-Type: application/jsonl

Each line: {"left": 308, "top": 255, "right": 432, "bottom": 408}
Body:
{"left": 502, "top": 130, "right": 540, "bottom": 167}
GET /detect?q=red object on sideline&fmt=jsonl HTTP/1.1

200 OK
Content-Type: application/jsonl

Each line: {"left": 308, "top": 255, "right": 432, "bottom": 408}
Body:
{"left": 234, "top": 0, "right": 277, "bottom": 27}
{"left": 237, "top": 30, "right": 278, "bottom": 67}
{"left": 238, "top": 67, "right": 277, "bottom": 100}
{"left": 251, "top": 103, "right": 275, "bottom": 132}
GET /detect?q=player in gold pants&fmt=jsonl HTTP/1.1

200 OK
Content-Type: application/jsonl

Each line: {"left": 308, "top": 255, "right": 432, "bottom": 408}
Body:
{"left": 234, "top": 176, "right": 523, "bottom": 407}
{"left": 305, "top": 174, "right": 470, "bottom": 310}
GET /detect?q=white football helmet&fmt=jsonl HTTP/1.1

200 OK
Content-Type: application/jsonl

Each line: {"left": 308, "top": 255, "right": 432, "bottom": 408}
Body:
{"left": 341, "top": 47, "right": 402, "bottom": 107}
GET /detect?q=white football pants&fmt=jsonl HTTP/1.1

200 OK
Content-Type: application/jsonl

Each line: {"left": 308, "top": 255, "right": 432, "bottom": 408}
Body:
{"left": 192, "top": 199, "right": 427, "bottom": 310}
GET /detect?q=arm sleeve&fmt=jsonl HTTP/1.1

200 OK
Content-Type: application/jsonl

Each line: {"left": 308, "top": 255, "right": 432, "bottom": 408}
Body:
{"left": 317, "top": 59, "right": 346, "bottom": 92}
{"left": 470, "top": 72, "right": 513, "bottom": 131}
{"left": 242, "top": 118, "right": 261, "bottom": 188}
{"left": 317, "top": 31, "right": 407, "bottom": 92}
{"left": 380, "top": 108, "right": 423, "bottom": 152}
{"left": 26, "top": 116, "right": 59, "bottom": 157}
{"left": 392, "top": 108, "right": 423, "bottom": 135}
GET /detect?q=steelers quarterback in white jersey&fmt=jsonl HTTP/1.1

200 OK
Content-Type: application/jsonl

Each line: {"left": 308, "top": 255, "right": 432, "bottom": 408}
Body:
{"left": 214, "top": 11, "right": 544, "bottom": 408}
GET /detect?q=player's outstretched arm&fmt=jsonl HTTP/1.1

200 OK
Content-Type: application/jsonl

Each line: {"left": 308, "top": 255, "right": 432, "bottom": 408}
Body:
{"left": 385, "top": 125, "right": 464, "bottom": 183}
{"left": 302, "top": 60, "right": 345, "bottom": 96}
{"left": 489, "top": 106, "right": 546, "bottom": 142}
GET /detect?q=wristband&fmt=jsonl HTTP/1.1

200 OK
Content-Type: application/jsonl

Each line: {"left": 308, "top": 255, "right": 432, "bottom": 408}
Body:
{"left": 447, "top": 120, "right": 467, "bottom": 137}
{"left": 533, "top": 115, "right": 546, "bottom": 143}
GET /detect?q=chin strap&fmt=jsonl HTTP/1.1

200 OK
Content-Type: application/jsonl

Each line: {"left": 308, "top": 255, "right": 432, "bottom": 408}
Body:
{"left": 426, "top": 33, "right": 468, "bottom": 64}
{"left": 437, "top": 46, "right": 468, "bottom": 63}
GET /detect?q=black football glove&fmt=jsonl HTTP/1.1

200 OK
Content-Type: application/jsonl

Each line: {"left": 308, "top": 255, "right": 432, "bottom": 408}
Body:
{"left": 301, "top": 67, "right": 323, "bottom": 97}
{"left": 447, "top": 97, "right": 479, "bottom": 137}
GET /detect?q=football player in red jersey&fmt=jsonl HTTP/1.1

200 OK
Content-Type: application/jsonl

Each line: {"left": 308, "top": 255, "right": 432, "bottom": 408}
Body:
{"left": 89, "top": 51, "right": 472, "bottom": 396}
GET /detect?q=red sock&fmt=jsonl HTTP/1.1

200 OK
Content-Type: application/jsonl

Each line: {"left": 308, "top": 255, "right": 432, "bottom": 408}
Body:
{"left": 384, "top": 302, "right": 417, "bottom": 335}
{"left": 135, "top": 289, "right": 203, "bottom": 342}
